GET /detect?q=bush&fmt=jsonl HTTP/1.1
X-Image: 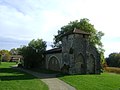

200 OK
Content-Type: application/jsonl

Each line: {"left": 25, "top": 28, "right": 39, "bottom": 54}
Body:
{"left": 19, "top": 39, "right": 46, "bottom": 68}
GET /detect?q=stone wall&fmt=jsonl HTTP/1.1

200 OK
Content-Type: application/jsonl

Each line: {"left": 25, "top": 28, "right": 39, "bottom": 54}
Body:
{"left": 70, "top": 34, "right": 88, "bottom": 74}
{"left": 61, "top": 33, "right": 100, "bottom": 74}
{"left": 87, "top": 45, "right": 100, "bottom": 74}
{"left": 45, "top": 32, "right": 100, "bottom": 74}
{"left": 61, "top": 34, "right": 74, "bottom": 73}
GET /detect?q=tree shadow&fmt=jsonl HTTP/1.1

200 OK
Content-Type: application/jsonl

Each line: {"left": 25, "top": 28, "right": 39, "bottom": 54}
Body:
{"left": 0, "top": 68, "right": 21, "bottom": 74}
{"left": 16, "top": 67, "right": 59, "bottom": 79}
{"left": 0, "top": 68, "right": 37, "bottom": 81}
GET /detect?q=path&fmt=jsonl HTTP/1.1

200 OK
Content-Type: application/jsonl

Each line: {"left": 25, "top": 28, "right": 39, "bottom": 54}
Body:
{"left": 13, "top": 67, "right": 76, "bottom": 90}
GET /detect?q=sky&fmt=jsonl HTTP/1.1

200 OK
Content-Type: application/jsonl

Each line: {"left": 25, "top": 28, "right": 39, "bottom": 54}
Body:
{"left": 0, "top": 0, "right": 120, "bottom": 57}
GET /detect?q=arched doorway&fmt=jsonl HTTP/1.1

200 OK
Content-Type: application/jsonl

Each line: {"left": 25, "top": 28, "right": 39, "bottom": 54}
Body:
{"left": 48, "top": 56, "right": 60, "bottom": 71}
{"left": 75, "top": 53, "right": 85, "bottom": 74}
{"left": 87, "top": 54, "right": 95, "bottom": 74}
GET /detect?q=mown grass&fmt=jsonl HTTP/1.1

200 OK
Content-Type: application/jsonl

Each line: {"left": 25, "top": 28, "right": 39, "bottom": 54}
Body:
{"left": 59, "top": 73, "right": 120, "bottom": 90}
{"left": 0, "top": 62, "right": 48, "bottom": 90}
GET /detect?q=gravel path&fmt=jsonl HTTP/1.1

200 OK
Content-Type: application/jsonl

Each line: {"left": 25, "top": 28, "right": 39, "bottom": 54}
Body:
{"left": 14, "top": 67, "right": 76, "bottom": 90}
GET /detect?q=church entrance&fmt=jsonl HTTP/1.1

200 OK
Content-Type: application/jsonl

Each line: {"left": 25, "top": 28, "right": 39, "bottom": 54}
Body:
{"left": 87, "top": 54, "right": 95, "bottom": 74}
{"left": 48, "top": 56, "right": 60, "bottom": 71}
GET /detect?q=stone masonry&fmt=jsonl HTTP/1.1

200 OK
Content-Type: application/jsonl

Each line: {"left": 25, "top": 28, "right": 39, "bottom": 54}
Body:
{"left": 45, "top": 29, "right": 101, "bottom": 74}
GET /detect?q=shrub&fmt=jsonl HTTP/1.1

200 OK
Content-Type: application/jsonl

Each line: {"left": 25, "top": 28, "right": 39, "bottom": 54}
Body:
{"left": 19, "top": 39, "right": 46, "bottom": 68}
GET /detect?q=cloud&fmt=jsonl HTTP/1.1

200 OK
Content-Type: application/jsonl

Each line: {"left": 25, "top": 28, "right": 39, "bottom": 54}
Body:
{"left": 0, "top": 37, "right": 29, "bottom": 50}
{"left": 0, "top": 0, "right": 120, "bottom": 57}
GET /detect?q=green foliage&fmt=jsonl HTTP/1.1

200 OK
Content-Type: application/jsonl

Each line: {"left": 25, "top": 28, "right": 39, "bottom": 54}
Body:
{"left": 0, "top": 54, "right": 2, "bottom": 64}
{"left": 0, "top": 50, "right": 11, "bottom": 62}
{"left": 59, "top": 73, "right": 120, "bottom": 90}
{"left": 0, "top": 62, "right": 48, "bottom": 90}
{"left": 19, "top": 39, "right": 46, "bottom": 68}
{"left": 54, "top": 18, "right": 104, "bottom": 53}
{"left": 106, "top": 52, "right": 120, "bottom": 67}
{"left": 100, "top": 52, "right": 105, "bottom": 64}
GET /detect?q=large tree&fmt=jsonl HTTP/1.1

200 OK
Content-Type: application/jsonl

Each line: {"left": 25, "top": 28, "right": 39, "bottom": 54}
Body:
{"left": 54, "top": 18, "right": 104, "bottom": 53}
{"left": 19, "top": 39, "right": 46, "bottom": 68}
{"left": 53, "top": 18, "right": 105, "bottom": 64}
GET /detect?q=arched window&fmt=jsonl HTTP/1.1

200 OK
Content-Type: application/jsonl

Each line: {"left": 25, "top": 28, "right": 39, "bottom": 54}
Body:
{"left": 48, "top": 56, "right": 60, "bottom": 71}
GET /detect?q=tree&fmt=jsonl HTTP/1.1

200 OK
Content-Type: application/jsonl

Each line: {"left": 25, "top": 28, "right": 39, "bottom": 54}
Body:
{"left": 0, "top": 50, "right": 11, "bottom": 62}
{"left": 54, "top": 18, "right": 104, "bottom": 53}
{"left": 53, "top": 18, "right": 105, "bottom": 64}
{"left": 106, "top": 52, "right": 120, "bottom": 67}
{"left": 19, "top": 39, "right": 46, "bottom": 68}
{"left": 0, "top": 54, "right": 2, "bottom": 64}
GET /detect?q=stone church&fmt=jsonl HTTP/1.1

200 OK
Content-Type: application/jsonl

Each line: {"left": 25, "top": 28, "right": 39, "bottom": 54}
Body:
{"left": 45, "top": 29, "right": 101, "bottom": 74}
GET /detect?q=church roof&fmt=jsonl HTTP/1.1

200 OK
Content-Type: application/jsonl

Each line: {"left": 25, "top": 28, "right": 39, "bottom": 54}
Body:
{"left": 45, "top": 48, "right": 62, "bottom": 54}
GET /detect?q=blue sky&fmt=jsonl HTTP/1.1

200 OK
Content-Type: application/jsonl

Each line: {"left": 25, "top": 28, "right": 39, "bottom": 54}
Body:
{"left": 0, "top": 0, "right": 120, "bottom": 57}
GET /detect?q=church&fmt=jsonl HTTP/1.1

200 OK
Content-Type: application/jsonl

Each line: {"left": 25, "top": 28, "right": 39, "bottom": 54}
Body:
{"left": 45, "top": 29, "right": 101, "bottom": 74}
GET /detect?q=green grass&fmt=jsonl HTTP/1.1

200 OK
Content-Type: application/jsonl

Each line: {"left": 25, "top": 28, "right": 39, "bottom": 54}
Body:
{"left": 0, "top": 62, "right": 48, "bottom": 90}
{"left": 59, "top": 73, "right": 120, "bottom": 90}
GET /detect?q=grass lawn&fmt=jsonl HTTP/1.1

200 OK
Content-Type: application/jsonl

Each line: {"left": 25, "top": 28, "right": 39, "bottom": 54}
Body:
{"left": 59, "top": 73, "right": 120, "bottom": 90}
{"left": 0, "top": 62, "right": 48, "bottom": 90}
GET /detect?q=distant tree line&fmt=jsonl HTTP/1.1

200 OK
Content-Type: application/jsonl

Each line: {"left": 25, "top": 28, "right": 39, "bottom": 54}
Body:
{"left": 106, "top": 52, "right": 120, "bottom": 68}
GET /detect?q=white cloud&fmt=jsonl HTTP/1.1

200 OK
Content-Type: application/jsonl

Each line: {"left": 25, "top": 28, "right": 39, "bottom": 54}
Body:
{"left": 0, "top": 0, "right": 120, "bottom": 57}
{"left": 103, "top": 41, "right": 120, "bottom": 57}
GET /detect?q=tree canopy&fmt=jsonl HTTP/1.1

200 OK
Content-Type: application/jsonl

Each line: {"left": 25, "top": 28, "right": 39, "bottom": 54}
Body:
{"left": 54, "top": 18, "right": 104, "bottom": 53}
{"left": 0, "top": 50, "right": 11, "bottom": 62}
{"left": 106, "top": 52, "right": 120, "bottom": 68}
{"left": 18, "top": 39, "right": 46, "bottom": 68}
{"left": 0, "top": 54, "right": 2, "bottom": 64}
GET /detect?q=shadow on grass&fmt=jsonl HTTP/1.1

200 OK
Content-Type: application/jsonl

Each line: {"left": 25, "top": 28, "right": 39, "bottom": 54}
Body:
{"left": 15, "top": 67, "right": 60, "bottom": 79}
{"left": 0, "top": 68, "right": 37, "bottom": 81}
{"left": 0, "top": 68, "right": 21, "bottom": 74}
{"left": 0, "top": 66, "right": 101, "bottom": 81}
{"left": 29, "top": 68, "right": 61, "bottom": 74}
{"left": 26, "top": 68, "right": 72, "bottom": 79}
